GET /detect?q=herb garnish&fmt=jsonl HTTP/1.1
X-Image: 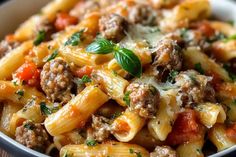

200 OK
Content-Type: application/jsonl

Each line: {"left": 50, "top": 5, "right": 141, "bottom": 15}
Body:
{"left": 223, "top": 34, "right": 236, "bottom": 43}
{"left": 86, "top": 38, "right": 142, "bottom": 77}
{"left": 86, "top": 139, "right": 97, "bottom": 146}
{"left": 167, "top": 70, "right": 179, "bottom": 83}
{"left": 45, "top": 49, "right": 59, "bottom": 62}
{"left": 34, "top": 30, "right": 46, "bottom": 46}
{"left": 40, "top": 102, "right": 53, "bottom": 116}
{"left": 64, "top": 29, "right": 84, "bottom": 46}
{"left": 123, "top": 91, "right": 131, "bottom": 106}
{"left": 24, "top": 123, "right": 35, "bottom": 130}
{"left": 73, "top": 75, "right": 91, "bottom": 86}
{"left": 129, "top": 148, "right": 142, "bottom": 157}
{"left": 15, "top": 90, "right": 24, "bottom": 99}
{"left": 194, "top": 63, "right": 205, "bottom": 74}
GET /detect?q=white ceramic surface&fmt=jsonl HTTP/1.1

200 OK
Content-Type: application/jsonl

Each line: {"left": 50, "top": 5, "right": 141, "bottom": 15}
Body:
{"left": 0, "top": 0, "right": 236, "bottom": 157}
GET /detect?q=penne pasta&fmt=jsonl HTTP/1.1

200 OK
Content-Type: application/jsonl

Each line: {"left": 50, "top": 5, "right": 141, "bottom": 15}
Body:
{"left": 92, "top": 69, "right": 129, "bottom": 106}
{"left": 131, "top": 127, "right": 162, "bottom": 150}
{"left": 176, "top": 139, "right": 204, "bottom": 157}
{"left": 60, "top": 46, "right": 113, "bottom": 67}
{"left": 148, "top": 89, "right": 180, "bottom": 141}
{"left": 183, "top": 47, "right": 231, "bottom": 81}
{"left": 111, "top": 110, "right": 145, "bottom": 142}
{"left": 45, "top": 86, "right": 109, "bottom": 136}
{"left": 208, "top": 124, "right": 236, "bottom": 151}
{"left": 0, "top": 41, "right": 33, "bottom": 80}
{"left": 194, "top": 103, "right": 226, "bottom": 128}
{"left": 60, "top": 142, "right": 150, "bottom": 157}
{"left": 14, "top": 0, "right": 79, "bottom": 41}
{"left": 54, "top": 130, "right": 85, "bottom": 150}
{"left": 210, "top": 21, "right": 236, "bottom": 36}
{"left": 0, "top": 101, "right": 22, "bottom": 136}
{"left": 211, "top": 40, "right": 236, "bottom": 62}
{"left": 0, "top": 81, "right": 46, "bottom": 105}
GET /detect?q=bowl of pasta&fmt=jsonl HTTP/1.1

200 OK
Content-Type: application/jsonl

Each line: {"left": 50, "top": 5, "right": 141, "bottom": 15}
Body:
{"left": 0, "top": 0, "right": 236, "bottom": 157}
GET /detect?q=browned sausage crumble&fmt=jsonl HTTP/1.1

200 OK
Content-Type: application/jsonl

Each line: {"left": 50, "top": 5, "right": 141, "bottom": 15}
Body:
{"left": 15, "top": 120, "right": 50, "bottom": 153}
{"left": 126, "top": 82, "right": 160, "bottom": 118}
{"left": 40, "top": 58, "right": 73, "bottom": 103}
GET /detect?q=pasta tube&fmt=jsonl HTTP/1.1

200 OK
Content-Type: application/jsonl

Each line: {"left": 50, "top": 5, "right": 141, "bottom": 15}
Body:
{"left": 194, "top": 103, "right": 226, "bottom": 128}
{"left": 60, "top": 142, "right": 149, "bottom": 157}
{"left": 0, "top": 41, "right": 33, "bottom": 80}
{"left": 111, "top": 110, "right": 145, "bottom": 142}
{"left": 176, "top": 139, "right": 204, "bottom": 157}
{"left": 183, "top": 47, "right": 231, "bottom": 81}
{"left": 45, "top": 86, "right": 109, "bottom": 136}
{"left": 208, "top": 124, "right": 236, "bottom": 151}
{"left": 92, "top": 69, "right": 129, "bottom": 106}
{"left": 148, "top": 89, "right": 180, "bottom": 141}
{"left": 0, "top": 101, "right": 22, "bottom": 136}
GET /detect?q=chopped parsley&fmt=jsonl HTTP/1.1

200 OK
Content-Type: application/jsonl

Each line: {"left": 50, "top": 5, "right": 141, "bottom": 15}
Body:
{"left": 223, "top": 34, "right": 236, "bottom": 43}
{"left": 194, "top": 63, "right": 205, "bottom": 74}
{"left": 40, "top": 102, "right": 53, "bottom": 116}
{"left": 12, "top": 80, "right": 18, "bottom": 86}
{"left": 74, "top": 75, "right": 91, "bottom": 86}
{"left": 81, "top": 75, "right": 91, "bottom": 83}
{"left": 24, "top": 123, "right": 34, "bottom": 130}
{"left": 34, "top": 30, "right": 46, "bottom": 46}
{"left": 45, "top": 49, "right": 59, "bottom": 62}
{"left": 167, "top": 70, "right": 179, "bottom": 83}
{"left": 180, "top": 28, "right": 189, "bottom": 41}
{"left": 86, "top": 139, "right": 97, "bottom": 146}
{"left": 64, "top": 29, "right": 84, "bottom": 46}
{"left": 123, "top": 91, "right": 131, "bottom": 106}
{"left": 129, "top": 148, "right": 142, "bottom": 157}
{"left": 15, "top": 90, "right": 24, "bottom": 99}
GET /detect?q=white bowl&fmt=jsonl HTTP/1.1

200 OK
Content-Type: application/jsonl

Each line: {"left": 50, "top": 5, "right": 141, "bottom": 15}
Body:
{"left": 0, "top": 0, "right": 236, "bottom": 156}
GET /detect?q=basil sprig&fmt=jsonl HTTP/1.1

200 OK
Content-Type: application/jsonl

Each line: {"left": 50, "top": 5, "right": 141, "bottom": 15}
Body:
{"left": 86, "top": 38, "right": 142, "bottom": 77}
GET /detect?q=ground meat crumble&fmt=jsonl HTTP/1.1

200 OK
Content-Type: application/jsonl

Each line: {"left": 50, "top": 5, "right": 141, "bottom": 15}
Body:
{"left": 15, "top": 120, "right": 50, "bottom": 153}
{"left": 40, "top": 58, "right": 73, "bottom": 103}
{"left": 126, "top": 82, "right": 160, "bottom": 118}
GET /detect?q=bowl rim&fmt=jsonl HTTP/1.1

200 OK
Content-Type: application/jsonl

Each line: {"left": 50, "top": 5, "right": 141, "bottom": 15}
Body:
{"left": 0, "top": 0, "right": 236, "bottom": 157}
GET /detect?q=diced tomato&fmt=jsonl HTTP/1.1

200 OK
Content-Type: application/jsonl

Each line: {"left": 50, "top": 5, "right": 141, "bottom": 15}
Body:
{"left": 226, "top": 124, "right": 236, "bottom": 142}
{"left": 15, "top": 62, "right": 40, "bottom": 86}
{"left": 75, "top": 66, "right": 93, "bottom": 78}
{"left": 166, "top": 109, "right": 203, "bottom": 146}
{"left": 197, "top": 21, "right": 215, "bottom": 38}
{"left": 55, "top": 12, "right": 78, "bottom": 31}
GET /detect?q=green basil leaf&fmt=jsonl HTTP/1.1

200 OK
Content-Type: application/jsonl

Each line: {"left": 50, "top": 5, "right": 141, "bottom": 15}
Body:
{"left": 45, "top": 49, "right": 59, "bottom": 62}
{"left": 86, "top": 38, "right": 115, "bottom": 54}
{"left": 114, "top": 48, "right": 142, "bottom": 77}
{"left": 34, "top": 30, "right": 46, "bottom": 46}
{"left": 65, "top": 30, "right": 84, "bottom": 46}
